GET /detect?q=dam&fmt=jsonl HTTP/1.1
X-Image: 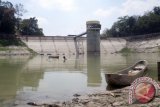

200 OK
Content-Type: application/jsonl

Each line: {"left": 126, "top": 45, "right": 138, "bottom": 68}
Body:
{"left": 20, "top": 21, "right": 126, "bottom": 55}
{"left": 19, "top": 20, "right": 160, "bottom": 55}
{"left": 20, "top": 36, "right": 126, "bottom": 55}
{"left": 20, "top": 34, "right": 160, "bottom": 55}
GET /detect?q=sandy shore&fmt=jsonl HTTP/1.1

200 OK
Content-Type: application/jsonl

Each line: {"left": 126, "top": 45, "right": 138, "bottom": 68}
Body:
{"left": 21, "top": 86, "right": 160, "bottom": 107}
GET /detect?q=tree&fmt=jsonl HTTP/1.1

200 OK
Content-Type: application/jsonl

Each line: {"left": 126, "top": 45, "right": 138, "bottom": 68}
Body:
{"left": 104, "top": 6, "right": 160, "bottom": 37}
{"left": 0, "top": 0, "right": 16, "bottom": 34}
{"left": 153, "top": 6, "right": 160, "bottom": 15}
{"left": 19, "top": 17, "right": 44, "bottom": 36}
{"left": 101, "top": 28, "right": 110, "bottom": 37}
{"left": 0, "top": 0, "right": 44, "bottom": 36}
{"left": 15, "top": 3, "right": 27, "bottom": 34}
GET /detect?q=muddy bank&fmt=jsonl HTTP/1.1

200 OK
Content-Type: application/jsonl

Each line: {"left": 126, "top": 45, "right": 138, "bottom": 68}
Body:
{"left": 0, "top": 46, "right": 35, "bottom": 56}
{"left": 16, "top": 86, "right": 160, "bottom": 107}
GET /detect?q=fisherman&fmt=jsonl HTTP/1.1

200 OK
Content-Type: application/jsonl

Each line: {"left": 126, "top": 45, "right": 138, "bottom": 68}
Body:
{"left": 63, "top": 55, "right": 67, "bottom": 60}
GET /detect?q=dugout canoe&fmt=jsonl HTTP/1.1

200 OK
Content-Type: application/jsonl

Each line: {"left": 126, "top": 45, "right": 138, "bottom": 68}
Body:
{"left": 105, "top": 60, "right": 148, "bottom": 86}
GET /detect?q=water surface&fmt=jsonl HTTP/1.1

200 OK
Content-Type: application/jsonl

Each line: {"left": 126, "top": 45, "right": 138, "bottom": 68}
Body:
{"left": 0, "top": 53, "right": 159, "bottom": 106}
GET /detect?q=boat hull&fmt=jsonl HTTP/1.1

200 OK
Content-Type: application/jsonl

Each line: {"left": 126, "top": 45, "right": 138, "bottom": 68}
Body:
{"left": 105, "top": 60, "right": 148, "bottom": 86}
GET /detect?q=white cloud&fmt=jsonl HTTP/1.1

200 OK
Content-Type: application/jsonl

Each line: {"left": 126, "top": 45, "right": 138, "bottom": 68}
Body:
{"left": 23, "top": 0, "right": 160, "bottom": 35}
{"left": 94, "top": 0, "right": 160, "bottom": 18}
{"left": 37, "top": 17, "right": 49, "bottom": 28}
{"left": 94, "top": 7, "right": 117, "bottom": 17}
{"left": 37, "top": 17, "right": 50, "bottom": 35}
{"left": 121, "top": 0, "right": 160, "bottom": 16}
{"left": 30, "top": 0, "right": 76, "bottom": 11}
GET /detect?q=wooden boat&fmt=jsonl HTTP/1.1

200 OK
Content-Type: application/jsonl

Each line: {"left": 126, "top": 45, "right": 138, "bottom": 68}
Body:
{"left": 105, "top": 60, "right": 148, "bottom": 86}
{"left": 48, "top": 55, "right": 59, "bottom": 59}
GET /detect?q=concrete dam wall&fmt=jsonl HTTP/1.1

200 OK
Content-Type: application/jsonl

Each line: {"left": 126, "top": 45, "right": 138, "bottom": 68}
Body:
{"left": 20, "top": 33, "right": 160, "bottom": 55}
{"left": 20, "top": 36, "right": 126, "bottom": 55}
{"left": 127, "top": 36, "right": 160, "bottom": 53}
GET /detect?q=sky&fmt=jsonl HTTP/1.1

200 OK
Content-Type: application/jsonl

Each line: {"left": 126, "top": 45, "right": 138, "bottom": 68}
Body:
{"left": 5, "top": 0, "right": 160, "bottom": 36}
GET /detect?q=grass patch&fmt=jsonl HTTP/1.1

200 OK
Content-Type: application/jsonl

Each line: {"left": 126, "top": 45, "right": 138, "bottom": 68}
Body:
{"left": 0, "top": 39, "right": 37, "bottom": 55}
{"left": 0, "top": 47, "right": 10, "bottom": 51}
{"left": 0, "top": 39, "right": 26, "bottom": 46}
{"left": 27, "top": 47, "right": 37, "bottom": 54}
{"left": 119, "top": 47, "right": 132, "bottom": 53}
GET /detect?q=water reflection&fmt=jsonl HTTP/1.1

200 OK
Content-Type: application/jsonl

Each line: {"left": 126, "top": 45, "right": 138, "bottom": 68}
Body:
{"left": 0, "top": 56, "right": 44, "bottom": 106}
{"left": 0, "top": 53, "right": 159, "bottom": 106}
{"left": 87, "top": 54, "right": 101, "bottom": 87}
{"left": 104, "top": 53, "right": 160, "bottom": 91}
{"left": 19, "top": 72, "right": 43, "bottom": 89}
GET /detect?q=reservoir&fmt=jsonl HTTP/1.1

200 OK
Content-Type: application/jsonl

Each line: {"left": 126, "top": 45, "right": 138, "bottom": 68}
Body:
{"left": 0, "top": 53, "right": 159, "bottom": 106}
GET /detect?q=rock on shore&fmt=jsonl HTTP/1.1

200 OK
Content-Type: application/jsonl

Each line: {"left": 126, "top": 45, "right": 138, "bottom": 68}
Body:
{"left": 24, "top": 86, "right": 160, "bottom": 107}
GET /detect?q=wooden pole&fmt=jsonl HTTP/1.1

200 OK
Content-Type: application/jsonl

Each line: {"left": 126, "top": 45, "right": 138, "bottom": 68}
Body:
{"left": 158, "top": 62, "right": 160, "bottom": 81}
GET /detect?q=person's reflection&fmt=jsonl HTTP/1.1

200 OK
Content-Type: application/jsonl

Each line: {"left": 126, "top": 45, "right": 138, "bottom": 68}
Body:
{"left": 87, "top": 54, "right": 101, "bottom": 87}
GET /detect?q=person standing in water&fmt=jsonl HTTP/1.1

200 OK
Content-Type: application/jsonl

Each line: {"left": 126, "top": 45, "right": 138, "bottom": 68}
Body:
{"left": 63, "top": 55, "right": 67, "bottom": 62}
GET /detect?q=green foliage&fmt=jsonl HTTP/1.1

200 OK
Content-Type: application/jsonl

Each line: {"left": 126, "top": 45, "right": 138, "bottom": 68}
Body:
{"left": 154, "top": 6, "right": 160, "bottom": 15}
{"left": 27, "top": 47, "right": 37, "bottom": 54}
{"left": 0, "top": 0, "right": 44, "bottom": 36}
{"left": 0, "top": 0, "right": 44, "bottom": 47}
{"left": 0, "top": 39, "right": 25, "bottom": 46}
{"left": 14, "top": 3, "right": 27, "bottom": 34}
{"left": 0, "top": 47, "right": 9, "bottom": 51}
{"left": 15, "top": 3, "right": 27, "bottom": 18}
{"left": 0, "top": 0, "right": 16, "bottom": 34}
{"left": 19, "top": 17, "right": 44, "bottom": 36}
{"left": 119, "top": 47, "right": 131, "bottom": 53}
{"left": 103, "top": 6, "right": 160, "bottom": 37}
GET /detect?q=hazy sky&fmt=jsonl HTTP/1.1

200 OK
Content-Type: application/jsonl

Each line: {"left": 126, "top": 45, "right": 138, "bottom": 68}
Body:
{"left": 6, "top": 0, "right": 160, "bottom": 36}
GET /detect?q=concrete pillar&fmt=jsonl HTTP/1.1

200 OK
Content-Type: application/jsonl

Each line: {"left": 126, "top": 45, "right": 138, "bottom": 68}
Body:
{"left": 86, "top": 21, "right": 101, "bottom": 54}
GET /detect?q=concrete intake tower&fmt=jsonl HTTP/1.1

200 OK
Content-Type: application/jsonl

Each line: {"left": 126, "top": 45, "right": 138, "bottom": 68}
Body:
{"left": 86, "top": 21, "right": 101, "bottom": 54}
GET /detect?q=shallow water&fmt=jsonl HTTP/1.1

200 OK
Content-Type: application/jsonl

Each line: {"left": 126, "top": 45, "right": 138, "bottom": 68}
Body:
{"left": 0, "top": 53, "right": 159, "bottom": 106}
